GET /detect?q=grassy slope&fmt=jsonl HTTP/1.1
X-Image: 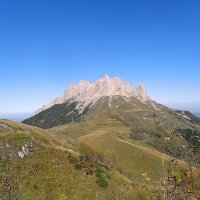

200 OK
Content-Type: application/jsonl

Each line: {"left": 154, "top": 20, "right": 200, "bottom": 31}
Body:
{"left": 49, "top": 120, "right": 188, "bottom": 183}
{"left": 47, "top": 116, "right": 200, "bottom": 198}
{"left": 79, "top": 128, "right": 187, "bottom": 182}
{"left": 1, "top": 120, "right": 163, "bottom": 200}
{"left": 47, "top": 97, "right": 200, "bottom": 184}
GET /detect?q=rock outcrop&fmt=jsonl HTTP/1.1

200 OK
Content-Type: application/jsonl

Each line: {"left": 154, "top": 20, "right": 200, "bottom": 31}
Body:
{"left": 36, "top": 75, "right": 150, "bottom": 114}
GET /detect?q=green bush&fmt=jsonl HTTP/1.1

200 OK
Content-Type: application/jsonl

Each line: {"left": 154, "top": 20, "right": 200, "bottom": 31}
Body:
{"left": 95, "top": 167, "right": 109, "bottom": 188}
{"left": 67, "top": 153, "right": 78, "bottom": 164}
{"left": 74, "top": 163, "right": 82, "bottom": 170}
{"left": 96, "top": 167, "right": 104, "bottom": 177}
{"left": 96, "top": 176, "right": 108, "bottom": 188}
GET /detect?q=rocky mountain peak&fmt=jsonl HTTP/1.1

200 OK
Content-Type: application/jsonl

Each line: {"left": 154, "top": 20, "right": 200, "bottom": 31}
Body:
{"left": 36, "top": 75, "right": 150, "bottom": 114}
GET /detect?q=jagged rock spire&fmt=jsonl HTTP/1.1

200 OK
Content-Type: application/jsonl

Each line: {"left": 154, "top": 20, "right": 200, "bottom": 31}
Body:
{"left": 36, "top": 75, "right": 150, "bottom": 114}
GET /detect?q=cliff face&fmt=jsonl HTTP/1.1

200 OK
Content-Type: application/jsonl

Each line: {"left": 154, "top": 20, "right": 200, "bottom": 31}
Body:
{"left": 36, "top": 74, "right": 150, "bottom": 114}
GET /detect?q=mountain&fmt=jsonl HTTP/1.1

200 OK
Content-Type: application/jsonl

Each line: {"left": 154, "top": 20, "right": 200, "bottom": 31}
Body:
{"left": 23, "top": 75, "right": 151, "bottom": 128}
{"left": 4, "top": 75, "right": 200, "bottom": 199}
{"left": 36, "top": 74, "right": 149, "bottom": 114}
{"left": 22, "top": 74, "right": 200, "bottom": 169}
{"left": 23, "top": 75, "right": 200, "bottom": 130}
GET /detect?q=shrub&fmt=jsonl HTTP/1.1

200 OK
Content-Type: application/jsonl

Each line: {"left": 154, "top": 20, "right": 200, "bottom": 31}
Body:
{"left": 95, "top": 167, "right": 110, "bottom": 188}
{"left": 96, "top": 176, "right": 108, "bottom": 189}
{"left": 67, "top": 153, "right": 78, "bottom": 164}
{"left": 79, "top": 142, "right": 116, "bottom": 168}
{"left": 74, "top": 163, "right": 82, "bottom": 170}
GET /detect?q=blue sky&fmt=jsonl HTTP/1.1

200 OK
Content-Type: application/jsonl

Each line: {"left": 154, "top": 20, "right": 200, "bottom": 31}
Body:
{"left": 0, "top": 0, "right": 200, "bottom": 114}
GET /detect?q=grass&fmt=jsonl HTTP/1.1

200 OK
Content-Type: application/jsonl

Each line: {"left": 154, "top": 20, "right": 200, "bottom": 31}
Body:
{"left": 0, "top": 133, "right": 112, "bottom": 199}
{"left": 1, "top": 120, "right": 166, "bottom": 199}
{"left": 80, "top": 131, "right": 170, "bottom": 182}
{"left": 95, "top": 167, "right": 110, "bottom": 188}
{"left": 7, "top": 133, "right": 31, "bottom": 146}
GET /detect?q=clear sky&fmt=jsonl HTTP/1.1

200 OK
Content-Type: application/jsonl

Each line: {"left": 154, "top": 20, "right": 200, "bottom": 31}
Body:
{"left": 0, "top": 0, "right": 200, "bottom": 114}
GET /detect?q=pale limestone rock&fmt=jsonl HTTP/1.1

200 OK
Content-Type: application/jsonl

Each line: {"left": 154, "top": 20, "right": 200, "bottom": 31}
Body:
{"left": 36, "top": 75, "right": 150, "bottom": 114}
{"left": 137, "top": 84, "right": 148, "bottom": 101}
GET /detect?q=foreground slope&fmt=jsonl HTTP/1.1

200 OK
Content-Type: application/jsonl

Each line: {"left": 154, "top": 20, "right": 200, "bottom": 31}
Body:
{"left": 1, "top": 120, "right": 165, "bottom": 200}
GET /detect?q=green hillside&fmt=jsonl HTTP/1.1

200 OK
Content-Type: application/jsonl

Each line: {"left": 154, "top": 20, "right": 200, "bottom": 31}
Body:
{"left": 1, "top": 120, "right": 165, "bottom": 200}
{"left": 47, "top": 96, "right": 200, "bottom": 160}
{"left": 5, "top": 96, "right": 200, "bottom": 199}
{"left": 22, "top": 100, "right": 90, "bottom": 129}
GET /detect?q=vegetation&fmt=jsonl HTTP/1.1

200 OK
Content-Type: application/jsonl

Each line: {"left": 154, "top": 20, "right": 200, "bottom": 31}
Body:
{"left": 95, "top": 167, "right": 110, "bottom": 188}
{"left": 22, "top": 101, "right": 92, "bottom": 129}
{"left": 0, "top": 120, "right": 155, "bottom": 199}
{"left": 65, "top": 143, "right": 114, "bottom": 189}
{"left": 1, "top": 93, "right": 200, "bottom": 200}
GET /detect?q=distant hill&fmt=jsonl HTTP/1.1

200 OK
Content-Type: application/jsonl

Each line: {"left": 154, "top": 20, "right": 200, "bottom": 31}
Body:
{"left": 194, "top": 112, "right": 200, "bottom": 117}
{"left": 0, "top": 113, "right": 33, "bottom": 122}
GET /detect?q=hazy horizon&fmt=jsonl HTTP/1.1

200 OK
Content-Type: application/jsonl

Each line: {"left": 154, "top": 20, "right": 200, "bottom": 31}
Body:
{"left": 0, "top": 112, "right": 33, "bottom": 122}
{"left": 1, "top": 101, "right": 200, "bottom": 122}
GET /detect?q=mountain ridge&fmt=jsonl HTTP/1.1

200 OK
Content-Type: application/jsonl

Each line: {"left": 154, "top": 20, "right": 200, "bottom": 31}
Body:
{"left": 36, "top": 75, "right": 150, "bottom": 114}
{"left": 23, "top": 75, "right": 200, "bottom": 130}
